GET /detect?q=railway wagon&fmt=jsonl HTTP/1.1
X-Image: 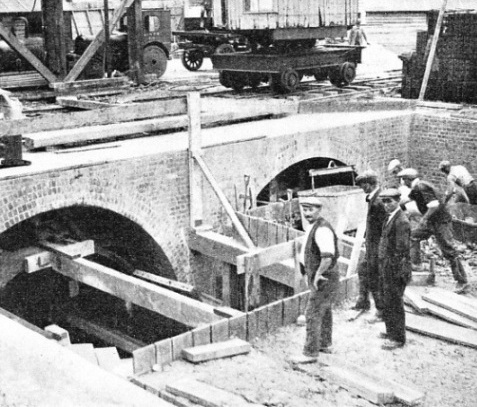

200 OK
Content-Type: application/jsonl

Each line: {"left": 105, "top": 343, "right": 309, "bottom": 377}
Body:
{"left": 213, "top": 0, "right": 358, "bottom": 42}
{"left": 209, "top": 0, "right": 362, "bottom": 93}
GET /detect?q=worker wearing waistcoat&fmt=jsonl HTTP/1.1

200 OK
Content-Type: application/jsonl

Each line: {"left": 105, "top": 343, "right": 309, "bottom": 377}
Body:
{"left": 299, "top": 196, "right": 340, "bottom": 358}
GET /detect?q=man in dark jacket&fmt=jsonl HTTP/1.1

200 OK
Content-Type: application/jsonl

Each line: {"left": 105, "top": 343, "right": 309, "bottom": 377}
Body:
{"left": 352, "top": 170, "right": 387, "bottom": 321}
{"left": 378, "top": 188, "right": 412, "bottom": 350}
{"left": 398, "top": 168, "right": 469, "bottom": 294}
{"left": 297, "top": 195, "right": 340, "bottom": 361}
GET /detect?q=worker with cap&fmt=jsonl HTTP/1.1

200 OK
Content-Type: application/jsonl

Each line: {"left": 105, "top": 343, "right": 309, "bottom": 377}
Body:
{"left": 387, "top": 159, "right": 421, "bottom": 219}
{"left": 352, "top": 170, "right": 387, "bottom": 322}
{"left": 397, "top": 168, "right": 469, "bottom": 294}
{"left": 439, "top": 160, "right": 477, "bottom": 205}
{"left": 295, "top": 195, "right": 340, "bottom": 362}
{"left": 378, "top": 188, "right": 411, "bottom": 350}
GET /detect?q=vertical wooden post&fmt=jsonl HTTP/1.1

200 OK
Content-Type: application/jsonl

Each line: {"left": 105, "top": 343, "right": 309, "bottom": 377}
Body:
{"left": 103, "top": 0, "right": 112, "bottom": 78}
{"left": 188, "top": 92, "right": 203, "bottom": 228}
{"left": 418, "top": 0, "right": 448, "bottom": 101}
{"left": 41, "top": 0, "right": 67, "bottom": 78}
{"left": 127, "top": 0, "right": 144, "bottom": 84}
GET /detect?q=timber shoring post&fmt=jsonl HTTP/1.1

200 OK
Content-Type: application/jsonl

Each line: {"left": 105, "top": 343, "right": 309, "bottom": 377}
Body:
{"left": 418, "top": 0, "right": 448, "bottom": 101}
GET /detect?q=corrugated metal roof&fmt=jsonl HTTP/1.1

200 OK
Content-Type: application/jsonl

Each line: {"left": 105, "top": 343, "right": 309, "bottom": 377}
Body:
{"left": 364, "top": 0, "right": 476, "bottom": 12}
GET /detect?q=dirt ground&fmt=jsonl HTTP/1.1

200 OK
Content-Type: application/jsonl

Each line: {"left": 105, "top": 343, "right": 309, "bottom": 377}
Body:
{"left": 159, "top": 250, "right": 477, "bottom": 407}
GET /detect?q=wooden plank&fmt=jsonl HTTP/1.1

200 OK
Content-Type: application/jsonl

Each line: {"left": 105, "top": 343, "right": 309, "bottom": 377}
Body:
{"left": 425, "top": 287, "right": 477, "bottom": 311}
{"left": 188, "top": 229, "right": 248, "bottom": 266}
{"left": 182, "top": 338, "right": 251, "bottom": 363}
{"left": 406, "top": 312, "right": 477, "bottom": 349}
{"left": 133, "top": 270, "right": 196, "bottom": 294}
{"left": 317, "top": 354, "right": 424, "bottom": 406}
{"left": 26, "top": 95, "right": 185, "bottom": 140}
{"left": 188, "top": 92, "right": 203, "bottom": 228}
{"left": 194, "top": 153, "right": 255, "bottom": 249}
{"left": 345, "top": 219, "right": 366, "bottom": 278}
{"left": 256, "top": 218, "right": 269, "bottom": 248}
{"left": 192, "top": 325, "right": 211, "bottom": 347}
{"left": 0, "top": 307, "right": 58, "bottom": 341}
{"left": 65, "top": 314, "right": 145, "bottom": 353}
{"left": 172, "top": 332, "right": 193, "bottom": 361}
{"left": 53, "top": 77, "right": 129, "bottom": 91}
{"left": 155, "top": 339, "right": 173, "bottom": 366}
{"left": 24, "top": 251, "right": 54, "bottom": 273}
{"left": 229, "top": 314, "right": 247, "bottom": 340}
{"left": 211, "top": 319, "right": 229, "bottom": 343}
{"left": 71, "top": 343, "right": 99, "bottom": 365}
{"left": 424, "top": 301, "right": 477, "bottom": 330}
{"left": 0, "top": 22, "right": 57, "bottom": 83}
{"left": 166, "top": 378, "right": 263, "bottom": 407}
{"left": 422, "top": 289, "right": 477, "bottom": 322}
{"left": 404, "top": 286, "right": 429, "bottom": 313}
{"left": 236, "top": 239, "right": 296, "bottom": 273}
{"left": 51, "top": 254, "right": 222, "bottom": 328}
{"left": 95, "top": 347, "right": 121, "bottom": 372}
{"left": 133, "top": 344, "right": 156, "bottom": 374}
{"left": 40, "top": 240, "right": 95, "bottom": 259}
{"left": 56, "top": 96, "right": 123, "bottom": 110}
{"left": 294, "top": 361, "right": 395, "bottom": 405}
{"left": 64, "top": 0, "right": 136, "bottom": 82}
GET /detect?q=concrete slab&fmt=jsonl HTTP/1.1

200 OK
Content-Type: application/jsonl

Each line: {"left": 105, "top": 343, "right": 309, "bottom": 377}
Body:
{"left": 0, "top": 315, "right": 172, "bottom": 406}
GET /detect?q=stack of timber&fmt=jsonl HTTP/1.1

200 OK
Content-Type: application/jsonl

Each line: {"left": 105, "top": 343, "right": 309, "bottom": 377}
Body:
{"left": 404, "top": 286, "right": 477, "bottom": 349}
{"left": 400, "top": 10, "right": 477, "bottom": 103}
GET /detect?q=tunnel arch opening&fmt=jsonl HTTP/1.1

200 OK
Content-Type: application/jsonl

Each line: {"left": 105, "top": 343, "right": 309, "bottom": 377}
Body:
{"left": 257, "top": 156, "right": 356, "bottom": 204}
{"left": 0, "top": 205, "right": 187, "bottom": 353}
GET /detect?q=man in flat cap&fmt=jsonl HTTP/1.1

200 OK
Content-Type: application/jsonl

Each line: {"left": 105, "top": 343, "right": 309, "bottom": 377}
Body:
{"left": 439, "top": 160, "right": 477, "bottom": 205}
{"left": 296, "top": 195, "right": 340, "bottom": 361}
{"left": 353, "top": 170, "right": 387, "bottom": 322}
{"left": 398, "top": 168, "right": 469, "bottom": 294}
{"left": 378, "top": 188, "right": 411, "bottom": 350}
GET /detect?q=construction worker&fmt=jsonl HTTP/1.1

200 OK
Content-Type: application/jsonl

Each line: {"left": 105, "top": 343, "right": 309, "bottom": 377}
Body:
{"left": 397, "top": 168, "right": 469, "bottom": 294}
{"left": 439, "top": 160, "right": 477, "bottom": 205}
{"left": 387, "top": 159, "right": 421, "bottom": 219}
{"left": 352, "top": 170, "right": 387, "bottom": 323}
{"left": 378, "top": 188, "right": 412, "bottom": 350}
{"left": 295, "top": 195, "right": 340, "bottom": 362}
{"left": 348, "top": 20, "right": 369, "bottom": 47}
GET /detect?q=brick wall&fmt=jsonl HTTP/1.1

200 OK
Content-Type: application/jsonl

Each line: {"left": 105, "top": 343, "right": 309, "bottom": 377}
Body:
{"left": 409, "top": 114, "right": 477, "bottom": 191}
{"left": 0, "top": 111, "right": 413, "bottom": 287}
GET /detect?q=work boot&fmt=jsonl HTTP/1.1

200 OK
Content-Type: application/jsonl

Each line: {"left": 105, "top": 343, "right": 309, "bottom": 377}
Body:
{"left": 450, "top": 258, "right": 468, "bottom": 286}
{"left": 454, "top": 282, "right": 470, "bottom": 294}
{"left": 351, "top": 298, "right": 370, "bottom": 311}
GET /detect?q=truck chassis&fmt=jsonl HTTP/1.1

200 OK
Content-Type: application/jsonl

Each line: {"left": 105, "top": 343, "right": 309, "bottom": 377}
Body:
{"left": 211, "top": 45, "right": 362, "bottom": 93}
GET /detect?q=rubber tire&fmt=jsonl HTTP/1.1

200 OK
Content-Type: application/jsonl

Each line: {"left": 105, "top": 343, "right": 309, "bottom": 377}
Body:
{"left": 313, "top": 68, "right": 328, "bottom": 82}
{"left": 279, "top": 67, "right": 300, "bottom": 93}
{"left": 143, "top": 45, "right": 168, "bottom": 79}
{"left": 219, "top": 71, "right": 233, "bottom": 88}
{"left": 340, "top": 62, "right": 357, "bottom": 85}
{"left": 181, "top": 49, "right": 204, "bottom": 71}
{"left": 328, "top": 67, "right": 344, "bottom": 87}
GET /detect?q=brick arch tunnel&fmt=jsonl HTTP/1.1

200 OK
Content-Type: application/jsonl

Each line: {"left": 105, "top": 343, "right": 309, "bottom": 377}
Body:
{"left": 0, "top": 205, "right": 185, "bottom": 352}
{"left": 256, "top": 156, "right": 356, "bottom": 205}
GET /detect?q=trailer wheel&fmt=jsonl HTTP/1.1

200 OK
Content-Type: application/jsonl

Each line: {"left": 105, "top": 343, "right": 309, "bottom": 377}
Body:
{"left": 219, "top": 71, "right": 233, "bottom": 88}
{"left": 230, "top": 73, "right": 247, "bottom": 91}
{"left": 279, "top": 67, "right": 300, "bottom": 93}
{"left": 313, "top": 68, "right": 328, "bottom": 82}
{"left": 215, "top": 43, "right": 235, "bottom": 54}
{"left": 182, "top": 49, "right": 204, "bottom": 71}
{"left": 143, "top": 45, "right": 168, "bottom": 79}
{"left": 340, "top": 62, "right": 356, "bottom": 85}
{"left": 328, "top": 67, "right": 344, "bottom": 87}
{"left": 248, "top": 73, "right": 262, "bottom": 89}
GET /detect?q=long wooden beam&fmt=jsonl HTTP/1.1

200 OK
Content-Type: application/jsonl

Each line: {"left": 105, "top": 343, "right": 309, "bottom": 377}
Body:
{"left": 3, "top": 96, "right": 186, "bottom": 140}
{"left": 64, "top": 0, "right": 135, "bottom": 82}
{"left": 65, "top": 313, "right": 146, "bottom": 353}
{"left": 50, "top": 254, "right": 222, "bottom": 328}
{"left": 193, "top": 153, "right": 255, "bottom": 249}
{"left": 0, "top": 22, "right": 57, "bottom": 83}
